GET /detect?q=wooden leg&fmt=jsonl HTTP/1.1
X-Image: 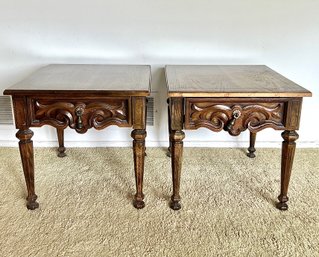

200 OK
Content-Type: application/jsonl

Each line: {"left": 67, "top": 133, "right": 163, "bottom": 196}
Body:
{"left": 131, "top": 129, "right": 146, "bottom": 209}
{"left": 170, "top": 130, "right": 185, "bottom": 210}
{"left": 57, "top": 128, "right": 66, "bottom": 157}
{"left": 168, "top": 97, "right": 184, "bottom": 210}
{"left": 16, "top": 129, "right": 39, "bottom": 210}
{"left": 276, "top": 130, "right": 299, "bottom": 211}
{"left": 167, "top": 101, "right": 172, "bottom": 157}
{"left": 247, "top": 131, "right": 256, "bottom": 158}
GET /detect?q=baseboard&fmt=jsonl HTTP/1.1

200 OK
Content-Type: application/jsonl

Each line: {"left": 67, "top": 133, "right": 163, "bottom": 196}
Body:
{"left": 1, "top": 140, "right": 318, "bottom": 148}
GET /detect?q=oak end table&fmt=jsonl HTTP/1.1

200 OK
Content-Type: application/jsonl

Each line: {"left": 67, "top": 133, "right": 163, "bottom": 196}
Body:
{"left": 4, "top": 64, "right": 151, "bottom": 210}
{"left": 165, "top": 65, "right": 311, "bottom": 211}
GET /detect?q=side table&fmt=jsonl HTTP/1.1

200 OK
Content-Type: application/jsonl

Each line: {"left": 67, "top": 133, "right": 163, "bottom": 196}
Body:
{"left": 165, "top": 65, "right": 311, "bottom": 211}
{"left": 4, "top": 64, "right": 151, "bottom": 210}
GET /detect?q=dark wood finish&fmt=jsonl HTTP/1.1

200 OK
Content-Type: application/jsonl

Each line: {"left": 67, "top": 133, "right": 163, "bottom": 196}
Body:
{"left": 5, "top": 64, "right": 151, "bottom": 96}
{"left": 131, "top": 129, "right": 146, "bottom": 209}
{"left": 247, "top": 132, "right": 256, "bottom": 158}
{"left": 131, "top": 96, "right": 147, "bottom": 208}
{"left": 57, "top": 128, "right": 66, "bottom": 157}
{"left": 166, "top": 65, "right": 311, "bottom": 211}
{"left": 168, "top": 98, "right": 184, "bottom": 210}
{"left": 165, "top": 65, "right": 312, "bottom": 97}
{"left": 185, "top": 98, "right": 286, "bottom": 136}
{"left": 277, "top": 130, "right": 299, "bottom": 210}
{"left": 29, "top": 97, "right": 131, "bottom": 133}
{"left": 16, "top": 129, "right": 39, "bottom": 210}
{"left": 4, "top": 64, "right": 151, "bottom": 210}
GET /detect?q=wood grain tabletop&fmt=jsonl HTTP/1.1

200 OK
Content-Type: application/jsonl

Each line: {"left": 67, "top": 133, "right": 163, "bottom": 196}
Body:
{"left": 165, "top": 65, "right": 312, "bottom": 97}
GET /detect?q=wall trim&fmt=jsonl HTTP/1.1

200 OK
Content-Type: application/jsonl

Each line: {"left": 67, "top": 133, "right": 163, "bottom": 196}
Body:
{"left": 1, "top": 140, "right": 318, "bottom": 148}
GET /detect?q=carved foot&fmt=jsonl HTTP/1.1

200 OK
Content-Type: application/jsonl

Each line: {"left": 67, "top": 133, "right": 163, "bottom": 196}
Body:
{"left": 170, "top": 200, "right": 181, "bottom": 210}
{"left": 133, "top": 193, "right": 145, "bottom": 209}
{"left": 133, "top": 199, "right": 145, "bottom": 209}
{"left": 276, "top": 195, "right": 289, "bottom": 211}
{"left": 57, "top": 146, "right": 66, "bottom": 158}
{"left": 26, "top": 195, "right": 39, "bottom": 210}
{"left": 276, "top": 202, "right": 288, "bottom": 211}
{"left": 247, "top": 146, "right": 256, "bottom": 158}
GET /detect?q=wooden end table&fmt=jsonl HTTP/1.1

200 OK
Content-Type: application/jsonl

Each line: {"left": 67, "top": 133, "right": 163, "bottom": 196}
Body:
{"left": 4, "top": 64, "right": 151, "bottom": 210}
{"left": 165, "top": 65, "right": 312, "bottom": 211}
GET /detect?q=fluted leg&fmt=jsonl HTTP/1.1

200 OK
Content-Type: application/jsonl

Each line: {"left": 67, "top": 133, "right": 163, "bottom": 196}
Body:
{"left": 170, "top": 130, "right": 185, "bottom": 210}
{"left": 276, "top": 130, "right": 299, "bottom": 210}
{"left": 247, "top": 131, "right": 256, "bottom": 158}
{"left": 131, "top": 129, "right": 146, "bottom": 209}
{"left": 57, "top": 128, "right": 66, "bottom": 157}
{"left": 16, "top": 129, "right": 39, "bottom": 210}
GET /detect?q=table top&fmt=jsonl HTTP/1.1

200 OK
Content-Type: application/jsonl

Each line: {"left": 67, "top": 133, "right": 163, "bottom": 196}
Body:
{"left": 4, "top": 64, "right": 151, "bottom": 96}
{"left": 165, "top": 65, "right": 312, "bottom": 97}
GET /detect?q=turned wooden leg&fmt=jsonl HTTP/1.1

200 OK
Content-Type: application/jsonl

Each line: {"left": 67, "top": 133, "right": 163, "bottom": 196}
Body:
{"left": 131, "top": 129, "right": 146, "bottom": 209}
{"left": 16, "top": 129, "right": 39, "bottom": 210}
{"left": 247, "top": 131, "right": 256, "bottom": 158}
{"left": 170, "top": 130, "right": 185, "bottom": 210}
{"left": 57, "top": 128, "right": 66, "bottom": 157}
{"left": 276, "top": 130, "right": 299, "bottom": 211}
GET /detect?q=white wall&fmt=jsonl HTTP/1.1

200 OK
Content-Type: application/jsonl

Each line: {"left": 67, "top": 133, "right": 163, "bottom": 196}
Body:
{"left": 0, "top": 0, "right": 318, "bottom": 148}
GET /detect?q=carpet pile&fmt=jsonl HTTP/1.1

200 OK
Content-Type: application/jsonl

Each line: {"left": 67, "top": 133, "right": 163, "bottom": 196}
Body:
{"left": 0, "top": 147, "right": 318, "bottom": 256}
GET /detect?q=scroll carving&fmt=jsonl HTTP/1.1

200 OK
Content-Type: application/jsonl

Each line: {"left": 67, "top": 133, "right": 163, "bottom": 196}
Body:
{"left": 186, "top": 101, "right": 285, "bottom": 135}
{"left": 31, "top": 99, "right": 130, "bottom": 133}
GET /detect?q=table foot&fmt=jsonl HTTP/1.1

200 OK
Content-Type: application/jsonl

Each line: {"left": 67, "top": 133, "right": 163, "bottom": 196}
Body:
{"left": 57, "top": 146, "right": 66, "bottom": 158}
{"left": 276, "top": 195, "right": 289, "bottom": 211}
{"left": 133, "top": 192, "right": 145, "bottom": 209}
{"left": 170, "top": 200, "right": 181, "bottom": 210}
{"left": 166, "top": 146, "right": 171, "bottom": 157}
{"left": 26, "top": 195, "right": 39, "bottom": 210}
{"left": 133, "top": 199, "right": 145, "bottom": 209}
{"left": 276, "top": 202, "right": 288, "bottom": 211}
{"left": 246, "top": 150, "right": 256, "bottom": 158}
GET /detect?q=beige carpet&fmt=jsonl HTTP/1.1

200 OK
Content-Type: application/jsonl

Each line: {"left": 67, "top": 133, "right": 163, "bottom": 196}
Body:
{"left": 0, "top": 147, "right": 318, "bottom": 257}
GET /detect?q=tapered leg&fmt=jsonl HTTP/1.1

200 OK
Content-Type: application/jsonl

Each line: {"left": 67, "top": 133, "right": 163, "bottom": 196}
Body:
{"left": 247, "top": 131, "right": 256, "bottom": 158}
{"left": 16, "top": 129, "right": 39, "bottom": 210}
{"left": 131, "top": 129, "right": 146, "bottom": 209}
{"left": 170, "top": 130, "right": 185, "bottom": 210}
{"left": 57, "top": 128, "right": 66, "bottom": 157}
{"left": 276, "top": 130, "right": 299, "bottom": 210}
{"left": 168, "top": 97, "right": 184, "bottom": 210}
